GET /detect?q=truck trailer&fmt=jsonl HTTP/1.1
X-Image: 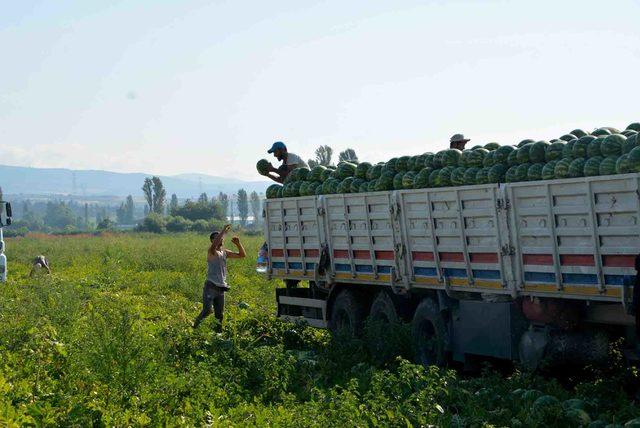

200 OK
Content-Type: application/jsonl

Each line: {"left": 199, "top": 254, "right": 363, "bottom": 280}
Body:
{"left": 0, "top": 201, "right": 12, "bottom": 283}
{"left": 263, "top": 173, "right": 640, "bottom": 369}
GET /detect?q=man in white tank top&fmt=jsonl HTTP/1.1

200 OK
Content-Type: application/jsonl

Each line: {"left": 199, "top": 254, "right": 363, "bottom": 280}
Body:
{"left": 193, "top": 224, "right": 246, "bottom": 331}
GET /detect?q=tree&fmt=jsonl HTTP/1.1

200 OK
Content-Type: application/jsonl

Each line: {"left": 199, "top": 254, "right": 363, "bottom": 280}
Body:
{"left": 229, "top": 198, "right": 235, "bottom": 225}
{"left": 166, "top": 216, "right": 192, "bottom": 232}
{"left": 198, "top": 193, "right": 208, "bottom": 204}
{"left": 142, "top": 178, "right": 153, "bottom": 213}
{"left": 96, "top": 218, "right": 115, "bottom": 230}
{"left": 152, "top": 176, "right": 166, "bottom": 215}
{"left": 218, "top": 192, "right": 229, "bottom": 221}
{"left": 169, "top": 194, "right": 179, "bottom": 216}
{"left": 84, "top": 203, "right": 89, "bottom": 229}
{"left": 237, "top": 189, "right": 248, "bottom": 227}
{"left": 339, "top": 148, "right": 358, "bottom": 163}
{"left": 44, "top": 201, "right": 76, "bottom": 229}
{"left": 308, "top": 159, "right": 318, "bottom": 168}
{"left": 144, "top": 205, "right": 149, "bottom": 216}
{"left": 250, "top": 191, "right": 261, "bottom": 226}
{"left": 0, "top": 186, "right": 3, "bottom": 201}
{"left": 116, "top": 203, "right": 127, "bottom": 224}
{"left": 124, "top": 195, "right": 135, "bottom": 223}
{"left": 312, "top": 145, "right": 333, "bottom": 167}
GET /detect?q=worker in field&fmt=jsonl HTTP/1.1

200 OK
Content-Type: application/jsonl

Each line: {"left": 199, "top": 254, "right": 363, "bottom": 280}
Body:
{"left": 29, "top": 255, "right": 51, "bottom": 277}
{"left": 193, "top": 224, "right": 246, "bottom": 332}
{"left": 262, "top": 141, "right": 308, "bottom": 183}
{"left": 450, "top": 134, "right": 470, "bottom": 150}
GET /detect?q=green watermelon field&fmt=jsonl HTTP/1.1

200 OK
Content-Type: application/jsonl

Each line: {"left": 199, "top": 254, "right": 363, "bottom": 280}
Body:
{"left": 1, "top": 232, "right": 639, "bottom": 426}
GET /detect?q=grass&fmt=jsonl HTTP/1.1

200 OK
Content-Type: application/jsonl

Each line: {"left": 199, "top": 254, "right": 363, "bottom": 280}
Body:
{"left": 0, "top": 232, "right": 639, "bottom": 426}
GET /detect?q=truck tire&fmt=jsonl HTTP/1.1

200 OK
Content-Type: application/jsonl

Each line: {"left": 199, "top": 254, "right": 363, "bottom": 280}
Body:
{"left": 329, "top": 289, "right": 366, "bottom": 337}
{"left": 412, "top": 298, "right": 447, "bottom": 367}
{"left": 369, "top": 291, "right": 399, "bottom": 324}
{"left": 367, "top": 291, "right": 401, "bottom": 362}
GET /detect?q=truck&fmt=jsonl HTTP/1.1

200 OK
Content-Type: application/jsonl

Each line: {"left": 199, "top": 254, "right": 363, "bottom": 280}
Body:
{"left": 263, "top": 172, "right": 640, "bottom": 369}
{"left": 0, "top": 201, "right": 12, "bottom": 282}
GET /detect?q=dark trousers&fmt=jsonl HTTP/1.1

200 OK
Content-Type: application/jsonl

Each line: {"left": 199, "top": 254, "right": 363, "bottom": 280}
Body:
{"left": 193, "top": 281, "right": 226, "bottom": 330}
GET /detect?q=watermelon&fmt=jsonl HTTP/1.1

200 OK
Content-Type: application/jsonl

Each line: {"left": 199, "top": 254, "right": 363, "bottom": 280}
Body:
{"left": 601, "top": 134, "right": 626, "bottom": 157}
{"left": 570, "top": 129, "right": 588, "bottom": 138}
{"left": 367, "top": 163, "right": 384, "bottom": 180}
{"left": 442, "top": 149, "right": 462, "bottom": 167}
{"left": 484, "top": 142, "right": 500, "bottom": 151}
{"left": 384, "top": 158, "right": 398, "bottom": 174}
{"left": 336, "top": 162, "right": 356, "bottom": 179}
{"left": 407, "top": 156, "right": 416, "bottom": 172}
{"left": 375, "top": 171, "right": 395, "bottom": 191}
{"left": 527, "top": 163, "right": 544, "bottom": 181}
{"left": 483, "top": 150, "right": 496, "bottom": 167}
{"left": 616, "top": 154, "right": 632, "bottom": 174}
{"left": 627, "top": 122, "right": 640, "bottom": 132}
{"left": 414, "top": 168, "right": 432, "bottom": 188}
{"left": 464, "top": 167, "right": 480, "bottom": 185}
{"left": 495, "top": 145, "right": 515, "bottom": 164}
{"left": 505, "top": 166, "right": 519, "bottom": 183}
{"left": 367, "top": 181, "right": 377, "bottom": 192}
{"left": 429, "top": 169, "right": 442, "bottom": 187}
{"left": 507, "top": 149, "right": 519, "bottom": 167}
{"left": 554, "top": 159, "right": 572, "bottom": 179}
{"left": 559, "top": 134, "right": 577, "bottom": 142}
{"left": 328, "top": 169, "right": 340, "bottom": 180}
{"left": 587, "top": 138, "right": 602, "bottom": 158}
{"left": 424, "top": 153, "right": 435, "bottom": 169}
{"left": 396, "top": 156, "right": 411, "bottom": 172}
{"left": 355, "top": 162, "right": 372, "bottom": 179}
{"left": 290, "top": 181, "right": 303, "bottom": 197}
{"left": 599, "top": 156, "right": 617, "bottom": 176}
{"left": 309, "top": 165, "right": 326, "bottom": 181}
{"left": 266, "top": 184, "right": 281, "bottom": 199}
{"left": 298, "top": 181, "right": 311, "bottom": 196}
{"left": 562, "top": 140, "right": 576, "bottom": 160}
{"left": 276, "top": 186, "right": 284, "bottom": 198}
{"left": 515, "top": 163, "right": 531, "bottom": 181}
{"left": 516, "top": 144, "right": 532, "bottom": 164}
{"left": 321, "top": 168, "right": 334, "bottom": 181}
{"left": 310, "top": 182, "right": 322, "bottom": 195}
{"left": 572, "top": 137, "right": 591, "bottom": 158}
{"left": 622, "top": 130, "right": 638, "bottom": 138}
{"left": 603, "top": 126, "right": 621, "bottom": 134}
{"left": 322, "top": 178, "right": 340, "bottom": 194}
{"left": 530, "top": 141, "right": 549, "bottom": 163}
{"left": 350, "top": 178, "right": 366, "bottom": 193}
{"left": 451, "top": 167, "right": 466, "bottom": 186}
{"left": 475, "top": 168, "right": 490, "bottom": 185}
{"left": 542, "top": 161, "right": 558, "bottom": 180}
{"left": 568, "top": 158, "right": 586, "bottom": 178}
{"left": 628, "top": 146, "right": 640, "bottom": 172}
{"left": 488, "top": 164, "right": 507, "bottom": 183}
{"left": 470, "top": 145, "right": 482, "bottom": 150}
{"left": 467, "top": 148, "right": 488, "bottom": 167}
{"left": 460, "top": 150, "right": 473, "bottom": 168}
{"left": 393, "top": 172, "right": 404, "bottom": 190}
{"left": 413, "top": 154, "right": 429, "bottom": 171}
{"left": 297, "top": 167, "right": 311, "bottom": 181}
{"left": 518, "top": 139, "right": 535, "bottom": 148}
{"left": 438, "top": 166, "right": 455, "bottom": 187}
{"left": 583, "top": 157, "right": 603, "bottom": 177}
{"left": 545, "top": 142, "right": 565, "bottom": 162}
{"left": 358, "top": 181, "right": 369, "bottom": 193}
{"left": 592, "top": 128, "right": 611, "bottom": 137}
{"left": 256, "top": 159, "right": 271, "bottom": 175}
{"left": 315, "top": 184, "right": 324, "bottom": 195}
{"left": 402, "top": 171, "right": 416, "bottom": 189}
{"left": 433, "top": 151, "right": 446, "bottom": 169}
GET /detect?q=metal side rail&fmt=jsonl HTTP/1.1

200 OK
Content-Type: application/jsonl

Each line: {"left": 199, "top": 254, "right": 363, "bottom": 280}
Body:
{"left": 276, "top": 288, "right": 328, "bottom": 328}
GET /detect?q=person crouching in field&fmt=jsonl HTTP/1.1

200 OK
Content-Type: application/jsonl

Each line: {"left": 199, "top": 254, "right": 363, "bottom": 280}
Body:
{"left": 29, "top": 255, "right": 51, "bottom": 277}
{"left": 193, "top": 224, "right": 246, "bottom": 331}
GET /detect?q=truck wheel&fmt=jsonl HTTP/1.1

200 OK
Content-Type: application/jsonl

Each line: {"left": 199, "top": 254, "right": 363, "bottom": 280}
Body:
{"left": 367, "top": 291, "right": 401, "bottom": 362}
{"left": 369, "top": 291, "right": 399, "bottom": 324}
{"left": 329, "top": 289, "right": 366, "bottom": 337}
{"left": 412, "top": 298, "right": 447, "bottom": 367}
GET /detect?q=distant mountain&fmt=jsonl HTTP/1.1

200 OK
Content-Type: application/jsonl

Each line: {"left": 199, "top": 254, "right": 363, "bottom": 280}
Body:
{"left": 0, "top": 164, "right": 270, "bottom": 198}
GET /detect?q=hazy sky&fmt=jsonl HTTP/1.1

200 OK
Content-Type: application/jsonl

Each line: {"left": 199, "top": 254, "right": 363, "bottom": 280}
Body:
{"left": 2, "top": 1, "right": 639, "bottom": 180}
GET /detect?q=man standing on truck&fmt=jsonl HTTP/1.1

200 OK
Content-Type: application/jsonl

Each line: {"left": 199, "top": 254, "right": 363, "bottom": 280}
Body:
{"left": 261, "top": 141, "right": 308, "bottom": 183}
{"left": 450, "top": 134, "right": 470, "bottom": 150}
{"left": 193, "top": 224, "right": 246, "bottom": 331}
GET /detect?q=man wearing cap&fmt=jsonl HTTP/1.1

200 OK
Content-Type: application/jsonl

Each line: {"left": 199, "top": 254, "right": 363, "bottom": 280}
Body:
{"left": 450, "top": 134, "right": 470, "bottom": 151}
{"left": 262, "top": 141, "right": 308, "bottom": 183}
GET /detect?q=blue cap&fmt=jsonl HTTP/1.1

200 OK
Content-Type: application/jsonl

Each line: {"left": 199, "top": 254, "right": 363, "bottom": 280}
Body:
{"left": 268, "top": 141, "right": 286, "bottom": 154}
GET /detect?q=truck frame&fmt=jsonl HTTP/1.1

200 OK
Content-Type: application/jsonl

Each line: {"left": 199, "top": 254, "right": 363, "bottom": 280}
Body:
{"left": 263, "top": 173, "right": 640, "bottom": 369}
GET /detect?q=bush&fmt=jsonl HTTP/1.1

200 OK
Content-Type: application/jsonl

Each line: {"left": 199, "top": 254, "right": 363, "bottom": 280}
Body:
{"left": 136, "top": 213, "right": 166, "bottom": 233}
{"left": 190, "top": 219, "right": 224, "bottom": 233}
{"left": 166, "top": 216, "right": 192, "bottom": 232}
{"left": 96, "top": 218, "right": 116, "bottom": 231}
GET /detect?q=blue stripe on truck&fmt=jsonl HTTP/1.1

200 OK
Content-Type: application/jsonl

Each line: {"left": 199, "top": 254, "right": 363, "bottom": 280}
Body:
{"left": 472, "top": 269, "right": 501, "bottom": 279}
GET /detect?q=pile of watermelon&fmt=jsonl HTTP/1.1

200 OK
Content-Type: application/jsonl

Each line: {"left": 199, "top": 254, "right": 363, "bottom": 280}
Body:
{"left": 263, "top": 122, "right": 640, "bottom": 199}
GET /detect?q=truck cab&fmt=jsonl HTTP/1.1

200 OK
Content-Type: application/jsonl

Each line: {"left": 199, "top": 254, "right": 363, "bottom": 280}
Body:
{"left": 0, "top": 201, "right": 13, "bottom": 282}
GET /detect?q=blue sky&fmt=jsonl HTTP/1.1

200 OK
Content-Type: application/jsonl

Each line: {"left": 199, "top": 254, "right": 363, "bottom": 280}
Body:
{"left": 1, "top": 0, "right": 639, "bottom": 179}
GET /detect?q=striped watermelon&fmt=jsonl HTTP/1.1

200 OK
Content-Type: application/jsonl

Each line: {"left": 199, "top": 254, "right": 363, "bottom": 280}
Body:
{"left": 505, "top": 166, "right": 519, "bottom": 183}
{"left": 622, "top": 130, "right": 638, "bottom": 138}
{"left": 321, "top": 168, "right": 334, "bottom": 181}
{"left": 402, "top": 172, "right": 416, "bottom": 189}
{"left": 407, "top": 156, "right": 416, "bottom": 172}
{"left": 451, "top": 167, "right": 466, "bottom": 186}
{"left": 439, "top": 166, "right": 455, "bottom": 187}
{"left": 442, "top": 149, "right": 462, "bottom": 167}
{"left": 488, "top": 164, "right": 508, "bottom": 183}
{"left": 554, "top": 159, "right": 572, "bottom": 179}
{"left": 256, "top": 159, "right": 271, "bottom": 175}
{"left": 592, "top": 128, "right": 611, "bottom": 137}
{"left": 266, "top": 184, "right": 281, "bottom": 199}
{"left": 559, "top": 134, "right": 577, "bottom": 142}
{"left": 367, "top": 163, "right": 384, "bottom": 180}
{"left": 495, "top": 145, "right": 515, "bottom": 164}
{"left": 355, "top": 162, "right": 372, "bottom": 179}
{"left": 411, "top": 155, "right": 424, "bottom": 172}
{"left": 628, "top": 147, "right": 640, "bottom": 172}
{"left": 583, "top": 157, "right": 603, "bottom": 177}
{"left": 393, "top": 172, "right": 404, "bottom": 190}
{"left": 542, "top": 161, "right": 558, "bottom": 180}
{"left": 527, "top": 163, "right": 544, "bottom": 181}
{"left": 623, "top": 134, "right": 639, "bottom": 154}
{"left": 570, "top": 129, "right": 588, "bottom": 138}
{"left": 616, "top": 154, "right": 631, "bottom": 174}
{"left": 414, "top": 168, "right": 432, "bottom": 188}
{"left": 337, "top": 177, "right": 355, "bottom": 193}
{"left": 367, "top": 181, "right": 377, "bottom": 192}
{"left": 518, "top": 139, "right": 535, "bottom": 148}
{"left": 467, "top": 148, "right": 488, "bottom": 167}
{"left": 568, "top": 158, "right": 586, "bottom": 178}
{"left": 484, "top": 142, "right": 500, "bottom": 151}
{"left": 350, "top": 178, "right": 366, "bottom": 193}
{"left": 384, "top": 158, "right": 398, "bottom": 174}
{"left": 460, "top": 150, "right": 473, "bottom": 168}
{"left": 515, "top": 163, "right": 530, "bottom": 181}
{"left": 429, "top": 169, "right": 442, "bottom": 187}
{"left": 599, "top": 156, "right": 617, "bottom": 176}
{"left": 336, "top": 163, "right": 356, "bottom": 179}
{"left": 464, "top": 167, "right": 480, "bottom": 185}
{"left": 572, "top": 137, "right": 591, "bottom": 158}
{"left": 424, "top": 153, "right": 435, "bottom": 169}
{"left": 433, "top": 152, "right": 446, "bottom": 169}
{"left": 315, "top": 184, "right": 324, "bottom": 196}
{"left": 376, "top": 171, "right": 395, "bottom": 191}
{"left": 562, "top": 140, "right": 576, "bottom": 160}
{"left": 507, "top": 149, "right": 519, "bottom": 166}
{"left": 298, "top": 181, "right": 311, "bottom": 196}
{"left": 601, "top": 134, "right": 626, "bottom": 157}
{"left": 475, "top": 167, "right": 490, "bottom": 185}
{"left": 545, "top": 142, "right": 564, "bottom": 162}
{"left": 395, "top": 156, "right": 411, "bottom": 172}
{"left": 587, "top": 138, "right": 602, "bottom": 158}
{"left": 483, "top": 150, "right": 496, "bottom": 168}
{"left": 627, "top": 122, "right": 640, "bottom": 132}
{"left": 276, "top": 186, "right": 284, "bottom": 198}
{"left": 516, "top": 144, "right": 532, "bottom": 164}
{"left": 530, "top": 141, "right": 549, "bottom": 163}
{"left": 309, "top": 165, "right": 326, "bottom": 181}
{"left": 358, "top": 181, "right": 369, "bottom": 193}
